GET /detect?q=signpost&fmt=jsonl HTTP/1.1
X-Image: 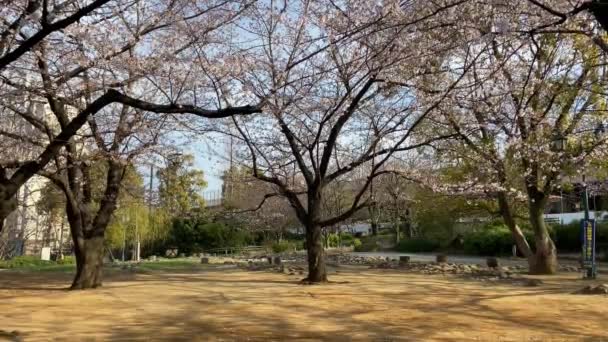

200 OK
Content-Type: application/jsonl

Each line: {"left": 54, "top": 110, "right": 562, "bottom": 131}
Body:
{"left": 581, "top": 219, "right": 597, "bottom": 279}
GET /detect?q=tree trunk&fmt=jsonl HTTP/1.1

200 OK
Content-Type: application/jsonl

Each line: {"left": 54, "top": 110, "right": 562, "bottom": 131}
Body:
{"left": 71, "top": 235, "right": 105, "bottom": 290}
{"left": 528, "top": 199, "right": 558, "bottom": 274}
{"left": 497, "top": 192, "right": 533, "bottom": 260}
{"left": 304, "top": 223, "right": 327, "bottom": 283}
{"left": 369, "top": 204, "right": 379, "bottom": 236}
{"left": 0, "top": 188, "right": 18, "bottom": 235}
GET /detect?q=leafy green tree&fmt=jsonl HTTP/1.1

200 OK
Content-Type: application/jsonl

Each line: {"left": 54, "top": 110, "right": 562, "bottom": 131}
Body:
{"left": 157, "top": 154, "right": 207, "bottom": 217}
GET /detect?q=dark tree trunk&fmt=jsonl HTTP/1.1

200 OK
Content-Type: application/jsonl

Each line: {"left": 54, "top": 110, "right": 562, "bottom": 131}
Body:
{"left": 305, "top": 223, "right": 327, "bottom": 283}
{"left": 369, "top": 204, "right": 379, "bottom": 235}
{"left": 71, "top": 235, "right": 105, "bottom": 290}
{"left": 303, "top": 188, "right": 328, "bottom": 283}
{"left": 0, "top": 186, "right": 18, "bottom": 235}
{"left": 590, "top": 1, "right": 608, "bottom": 32}
{"left": 528, "top": 198, "right": 558, "bottom": 274}
{"left": 497, "top": 192, "right": 533, "bottom": 260}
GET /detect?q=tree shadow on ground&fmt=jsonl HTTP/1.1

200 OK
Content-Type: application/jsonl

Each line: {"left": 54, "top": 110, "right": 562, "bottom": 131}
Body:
{"left": 2, "top": 267, "right": 607, "bottom": 341}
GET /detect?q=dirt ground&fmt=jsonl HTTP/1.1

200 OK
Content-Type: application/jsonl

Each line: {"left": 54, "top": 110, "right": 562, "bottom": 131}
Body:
{"left": 1, "top": 265, "right": 607, "bottom": 341}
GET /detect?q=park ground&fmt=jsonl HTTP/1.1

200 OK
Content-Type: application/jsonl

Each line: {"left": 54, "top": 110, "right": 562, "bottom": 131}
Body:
{"left": 1, "top": 263, "right": 607, "bottom": 341}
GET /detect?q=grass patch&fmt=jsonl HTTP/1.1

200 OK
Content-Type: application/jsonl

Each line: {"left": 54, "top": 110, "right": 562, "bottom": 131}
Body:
{"left": 0, "top": 256, "right": 76, "bottom": 272}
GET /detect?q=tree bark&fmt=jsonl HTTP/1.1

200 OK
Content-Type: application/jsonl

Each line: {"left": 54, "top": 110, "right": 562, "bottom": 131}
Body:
{"left": 528, "top": 198, "right": 558, "bottom": 274}
{"left": 304, "top": 223, "right": 327, "bottom": 283}
{"left": 0, "top": 185, "right": 18, "bottom": 235}
{"left": 71, "top": 235, "right": 105, "bottom": 290}
{"left": 303, "top": 188, "right": 328, "bottom": 283}
{"left": 497, "top": 192, "right": 533, "bottom": 260}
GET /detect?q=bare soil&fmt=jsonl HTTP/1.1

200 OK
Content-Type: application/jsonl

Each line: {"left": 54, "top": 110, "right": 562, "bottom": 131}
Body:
{"left": 0, "top": 266, "right": 607, "bottom": 341}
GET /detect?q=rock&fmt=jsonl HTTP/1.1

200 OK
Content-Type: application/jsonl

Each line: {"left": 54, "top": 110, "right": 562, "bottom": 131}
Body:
{"left": 436, "top": 255, "right": 448, "bottom": 263}
{"left": 574, "top": 284, "right": 608, "bottom": 295}
{"left": 200, "top": 257, "right": 209, "bottom": 264}
{"left": 522, "top": 279, "right": 543, "bottom": 287}
{"left": 149, "top": 255, "right": 157, "bottom": 262}
{"left": 486, "top": 257, "right": 499, "bottom": 268}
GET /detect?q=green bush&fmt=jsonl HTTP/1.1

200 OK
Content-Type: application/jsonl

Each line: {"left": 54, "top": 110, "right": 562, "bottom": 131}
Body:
{"left": 271, "top": 241, "right": 292, "bottom": 253}
{"left": 354, "top": 236, "right": 380, "bottom": 252}
{"left": 0, "top": 256, "right": 54, "bottom": 268}
{"left": 353, "top": 238, "right": 362, "bottom": 248}
{"left": 327, "top": 233, "right": 340, "bottom": 248}
{"left": 396, "top": 238, "right": 440, "bottom": 253}
{"left": 56, "top": 256, "right": 76, "bottom": 265}
{"left": 168, "top": 218, "right": 253, "bottom": 255}
{"left": 463, "top": 224, "right": 515, "bottom": 256}
{"left": 339, "top": 232, "right": 354, "bottom": 245}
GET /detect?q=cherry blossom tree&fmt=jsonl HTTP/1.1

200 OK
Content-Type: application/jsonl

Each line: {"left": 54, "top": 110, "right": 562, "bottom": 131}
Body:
{"left": 0, "top": 0, "right": 264, "bottom": 242}
{"left": 226, "top": 0, "right": 484, "bottom": 283}
{"left": 437, "top": 30, "right": 608, "bottom": 273}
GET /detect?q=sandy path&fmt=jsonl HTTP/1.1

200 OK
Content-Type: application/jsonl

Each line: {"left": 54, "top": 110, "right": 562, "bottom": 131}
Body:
{"left": 0, "top": 267, "right": 606, "bottom": 341}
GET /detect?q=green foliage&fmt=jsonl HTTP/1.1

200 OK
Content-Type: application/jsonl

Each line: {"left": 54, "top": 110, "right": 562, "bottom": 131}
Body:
{"left": 271, "top": 241, "right": 292, "bottom": 253}
{"left": 463, "top": 223, "right": 515, "bottom": 256}
{"left": 0, "top": 256, "right": 52, "bottom": 268}
{"left": 338, "top": 232, "right": 362, "bottom": 247}
{"left": 157, "top": 154, "right": 207, "bottom": 217}
{"left": 106, "top": 204, "right": 172, "bottom": 255}
{"left": 56, "top": 256, "right": 75, "bottom": 265}
{"left": 396, "top": 238, "right": 440, "bottom": 253}
{"left": 327, "top": 233, "right": 340, "bottom": 248}
{"left": 0, "top": 255, "right": 74, "bottom": 269}
{"left": 354, "top": 236, "right": 380, "bottom": 252}
{"left": 167, "top": 218, "right": 253, "bottom": 255}
{"left": 553, "top": 222, "right": 581, "bottom": 252}
{"left": 553, "top": 221, "right": 608, "bottom": 252}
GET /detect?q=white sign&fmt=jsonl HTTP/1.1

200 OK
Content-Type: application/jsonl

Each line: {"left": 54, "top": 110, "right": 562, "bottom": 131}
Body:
{"left": 40, "top": 247, "right": 51, "bottom": 261}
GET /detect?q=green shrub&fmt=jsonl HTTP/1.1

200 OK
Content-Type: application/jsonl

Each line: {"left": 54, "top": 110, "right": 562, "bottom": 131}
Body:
{"left": 271, "top": 241, "right": 292, "bottom": 253}
{"left": 354, "top": 236, "right": 380, "bottom": 252}
{"left": 463, "top": 224, "right": 514, "bottom": 256}
{"left": 353, "top": 238, "right": 362, "bottom": 249}
{"left": 396, "top": 238, "right": 440, "bottom": 253}
{"left": 294, "top": 240, "right": 305, "bottom": 251}
{"left": 339, "top": 232, "right": 354, "bottom": 245}
{"left": 56, "top": 256, "right": 76, "bottom": 265}
{"left": 327, "top": 233, "right": 340, "bottom": 248}
{"left": 0, "top": 256, "right": 53, "bottom": 268}
{"left": 168, "top": 218, "right": 253, "bottom": 255}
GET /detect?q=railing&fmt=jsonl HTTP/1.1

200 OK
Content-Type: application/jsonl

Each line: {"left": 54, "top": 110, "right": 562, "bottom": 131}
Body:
{"left": 204, "top": 245, "right": 267, "bottom": 256}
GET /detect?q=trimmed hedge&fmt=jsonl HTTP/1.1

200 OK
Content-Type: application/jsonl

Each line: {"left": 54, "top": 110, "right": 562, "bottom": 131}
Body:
{"left": 463, "top": 226, "right": 515, "bottom": 256}
{"left": 553, "top": 221, "right": 608, "bottom": 254}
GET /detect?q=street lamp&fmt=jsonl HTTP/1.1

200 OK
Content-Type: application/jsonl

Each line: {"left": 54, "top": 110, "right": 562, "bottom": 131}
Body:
{"left": 581, "top": 122, "right": 606, "bottom": 279}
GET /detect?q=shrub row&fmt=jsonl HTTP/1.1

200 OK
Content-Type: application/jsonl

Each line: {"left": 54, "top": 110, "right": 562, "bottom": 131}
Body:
{"left": 0, "top": 255, "right": 75, "bottom": 269}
